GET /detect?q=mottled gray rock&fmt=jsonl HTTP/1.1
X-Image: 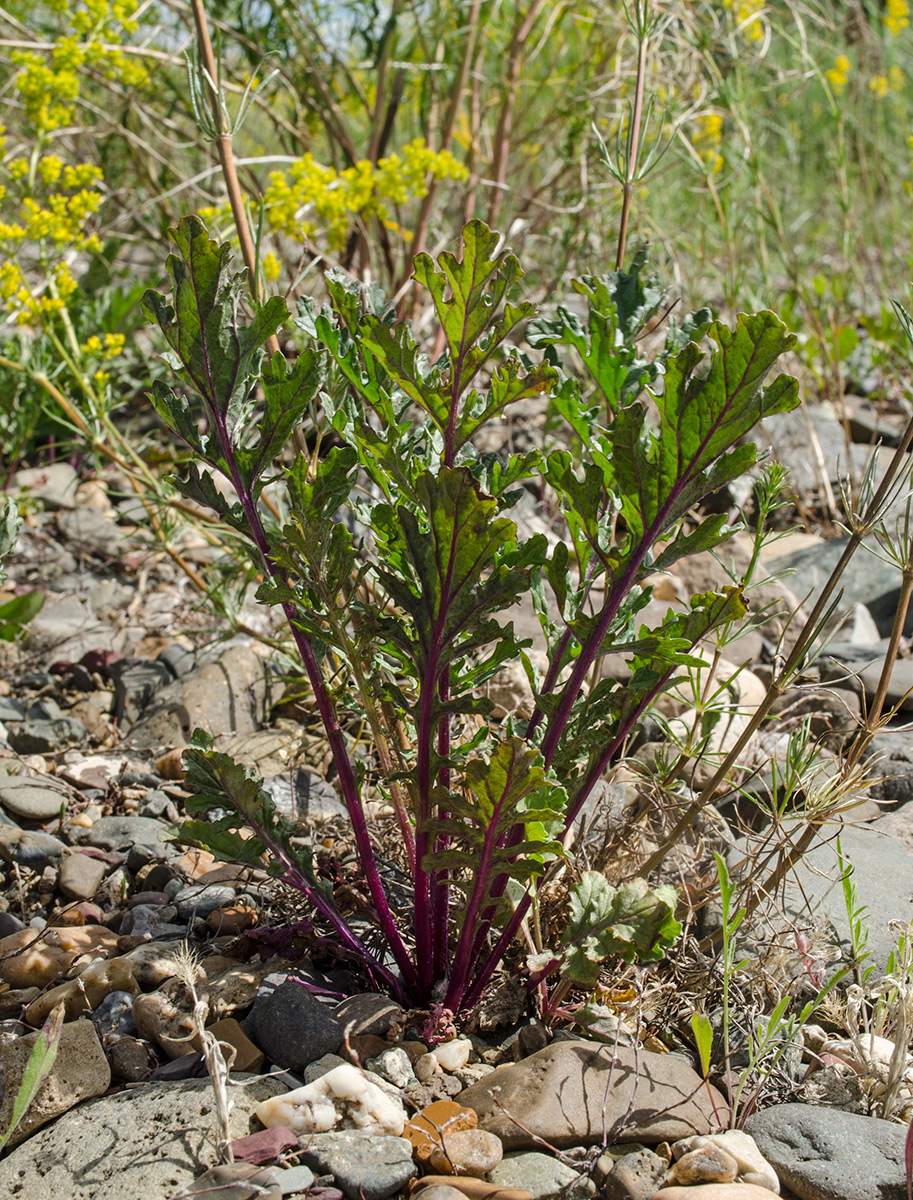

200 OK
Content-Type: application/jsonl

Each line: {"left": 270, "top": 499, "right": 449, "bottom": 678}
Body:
{"left": 57, "top": 507, "right": 133, "bottom": 557}
{"left": 173, "top": 883, "right": 237, "bottom": 921}
{"left": 491, "top": 1152, "right": 596, "bottom": 1200}
{"left": 298, "top": 1131, "right": 416, "bottom": 1200}
{"left": 254, "top": 979, "right": 344, "bottom": 1072}
{"left": 79, "top": 814, "right": 169, "bottom": 853}
{"left": 264, "top": 768, "right": 347, "bottom": 823}
{"left": 722, "top": 820, "right": 913, "bottom": 973}
{"left": 0, "top": 826, "right": 67, "bottom": 870}
{"left": 746, "top": 1102, "right": 906, "bottom": 1200}
{"left": 27, "top": 595, "right": 124, "bottom": 665}
{"left": 7, "top": 717, "right": 87, "bottom": 754}
{"left": 92, "top": 989, "right": 137, "bottom": 1039}
{"left": 128, "top": 644, "right": 268, "bottom": 748}
{"left": 109, "top": 658, "right": 173, "bottom": 728}
{"left": 334, "top": 992, "right": 404, "bottom": 1038}
{"left": 768, "top": 536, "right": 910, "bottom": 638}
{"left": 459, "top": 1040, "right": 723, "bottom": 1149}
{"left": 0, "top": 773, "right": 69, "bottom": 820}
{"left": 13, "top": 462, "right": 79, "bottom": 508}
{"left": 0, "top": 1077, "right": 286, "bottom": 1200}
{"left": 0, "top": 1018, "right": 110, "bottom": 1147}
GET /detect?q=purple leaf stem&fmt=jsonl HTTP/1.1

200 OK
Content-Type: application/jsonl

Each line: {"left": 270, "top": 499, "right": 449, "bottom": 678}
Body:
{"left": 208, "top": 403, "right": 418, "bottom": 992}
{"left": 431, "top": 665, "right": 452, "bottom": 979}
{"left": 457, "top": 666, "right": 678, "bottom": 1012}
{"left": 444, "top": 754, "right": 521, "bottom": 1006}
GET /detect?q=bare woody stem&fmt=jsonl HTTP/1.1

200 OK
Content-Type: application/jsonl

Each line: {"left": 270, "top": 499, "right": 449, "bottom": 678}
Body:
{"left": 641, "top": 409, "right": 913, "bottom": 880}
{"left": 189, "top": 0, "right": 281, "bottom": 362}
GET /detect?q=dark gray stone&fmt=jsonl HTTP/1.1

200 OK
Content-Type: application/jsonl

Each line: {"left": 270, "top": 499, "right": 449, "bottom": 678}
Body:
{"left": 172, "top": 883, "right": 237, "bottom": 921}
{"left": 109, "top": 659, "right": 173, "bottom": 728}
{"left": 93, "top": 989, "right": 138, "bottom": 1039}
{"left": 127, "top": 644, "right": 268, "bottom": 748}
{"left": 253, "top": 979, "right": 343, "bottom": 1072}
{"left": 0, "top": 826, "right": 67, "bottom": 870}
{"left": 7, "top": 717, "right": 86, "bottom": 754}
{"left": 768, "top": 536, "right": 910, "bottom": 638}
{"left": 80, "top": 815, "right": 169, "bottom": 853}
{"left": 734, "top": 821, "right": 913, "bottom": 973}
{"left": 746, "top": 1102, "right": 906, "bottom": 1200}
{"left": 0, "top": 774, "right": 69, "bottom": 821}
{"left": 298, "top": 1131, "right": 416, "bottom": 1200}
{"left": 157, "top": 643, "right": 195, "bottom": 678}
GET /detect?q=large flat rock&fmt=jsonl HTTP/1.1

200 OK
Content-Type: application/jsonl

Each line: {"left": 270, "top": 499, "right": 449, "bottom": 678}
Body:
{"left": 457, "top": 1040, "right": 723, "bottom": 1149}
{"left": 0, "top": 1076, "right": 285, "bottom": 1200}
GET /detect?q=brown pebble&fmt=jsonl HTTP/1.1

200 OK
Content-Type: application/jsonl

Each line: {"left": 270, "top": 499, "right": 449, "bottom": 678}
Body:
{"left": 155, "top": 747, "right": 188, "bottom": 781}
{"left": 0, "top": 925, "right": 119, "bottom": 989}
{"left": 410, "top": 1177, "right": 531, "bottom": 1200}
{"left": 346, "top": 1033, "right": 389, "bottom": 1063}
{"left": 653, "top": 1187, "right": 784, "bottom": 1200}
{"left": 404, "top": 1100, "right": 478, "bottom": 1160}
{"left": 205, "top": 1017, "right": 265, "bottom": 1073}
{"left": 206, "top": 905, "right": 259, "bottom": 936}
{"left": 108, "top": 1036, "right": 153, "bottom": 1083}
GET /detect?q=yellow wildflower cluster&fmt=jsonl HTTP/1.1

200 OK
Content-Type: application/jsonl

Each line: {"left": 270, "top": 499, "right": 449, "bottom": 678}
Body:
{"left": 692, "top": 113, "right": 724, "bottom": 174}
{"left": 82, "top": 332, "right": 125, "bottom": 359}
{"left": 885, "top": 0, "right": 910, "bottom": 35}
{"left": 869, "top": 74, "right": 889, "bottom": 98}
{"left": 259, "top": 140, "right": 467, "bottom": 251}
{"left": 11, "top": 0, "right": 146, "bottom": 134}
{"left": 826, "top": 55, "right": 851, "bottom": 94}
{"left": 722, "top": 0, "right": 765, "bottom": 43}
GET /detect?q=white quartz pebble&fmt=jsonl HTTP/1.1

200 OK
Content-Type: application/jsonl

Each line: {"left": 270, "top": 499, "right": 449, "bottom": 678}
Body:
{"left": 434, "top": 1037, "right": 472, "bottom": 1071}
{"left": 255, "top": 1063, "right": 406, "bottom": 1136}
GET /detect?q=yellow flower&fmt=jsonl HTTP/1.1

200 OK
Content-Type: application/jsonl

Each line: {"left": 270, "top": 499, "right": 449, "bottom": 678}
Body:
{"left": 885, "top": 0, "right": 910, "bottom": 35}
{"left": 869, "top": 74, "right": 889, "bottom": 98}
{"left": 890, "top": 65, "right": 905, "bottom": 92}
{"left": 262, "top": 252, "right": 281, "bottom": 282}
{"left": 103, "top": 332, "right": 124, "bottom": 357}
{"left": 83, "top": 335, "right": 103, "bottom": 354}
{"left": 723, "top": 0, "right": 765, "bottom": 42}
{"left": 826, "top": 54, "right": 851, "bottom": 93}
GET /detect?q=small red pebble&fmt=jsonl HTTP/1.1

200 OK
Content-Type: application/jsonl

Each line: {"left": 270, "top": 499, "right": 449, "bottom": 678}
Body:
{"left": 231, "top": 1125, "right": 299, "bottom": 1165}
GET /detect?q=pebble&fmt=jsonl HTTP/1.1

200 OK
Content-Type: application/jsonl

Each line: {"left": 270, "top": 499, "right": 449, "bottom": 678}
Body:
{"left": 298, "top": 1130, "right": 417, "bottom": 1200}
{"left": 674, "top": 1131, "right": 779, "bottom": 1192}
{"left": 746, "top": 1102, "right": 906, "bottom": 1200}
{"left": 132, "top": 989, "right": 197, "bottom": 1059}
{"left": 254, "top": 979, "right": 344, "bottom": 1072}
{"left": 0, "top": 923, "right": 119, "bottom": 988}
{"left": 459, "top": 1041, "right": 722, "bottom": 1149}
{"left": 411, "top": 1180, "right": 532, "bottom": 1200}
{"left": 672, "top": 1145, "right": 739, "bottom": 1185}
{"left": 231, "top": 1125, "right": 300, "bottom": 1165}
{"left": 412, "top": 1189, "right": 468, "bottom": 1200}
{"left": 367, "top": 1047, "right": 416, "bottom": 1088}
{"left": 184, "top": 1164, "right": 281, "bottom": 1200}
{"left": 404, "top": 1100, "right": 479, "bottom": 1160}
{"left": 206, "top": 903, "right": 258, "bottom": 934}
{"left": 79, "top": 814, "right": 169, "bottom": 854}
{"left": 435, "top": 1037, "right": 473, "bottom": 1071}
{"left": 335, "top": 992, "right": 404, "bottom": 1038}
{"left": 0, "top": 1018, "right": 110, "bottom": 1148}
{"left": 427, "top": 1128, "right": 504, "bottom": 1177}
{"left": 25, "top": 954, "right": 138, "bottom": 1024}
{"left": 602, "top": 1148, "right": 667, "bottom": 1200}
{"left": 108, "top": 1035, "right": 153, "bottom": 1082}
{"left": 7, "top": 718, "right": 86, "bottom": 754}
{"left": 172, "top": 883, "right": 237, "bottom": 921}
{"left": 58, "top": 851, "right": 107, "bottom": 900}
{"left": 490, "top": 1153, "right": 596, "bottom": 1200}
{"left": 207, "top": 1016, "right": 265, "bottom": 1073}
{"left": 272, "top": 1165, "right": 317, "bottom": 1196}
{"left": 93, "top": 989, "right": 139, "bottom": 1038}
{"left": 653, "top": 1189, "right": 785, "bottom": 1200}
{"left": 0, "top": 775, "right": 69, "bottom": 820}
{"left": 0, "top": 827, "right": 67, "bottom": 871}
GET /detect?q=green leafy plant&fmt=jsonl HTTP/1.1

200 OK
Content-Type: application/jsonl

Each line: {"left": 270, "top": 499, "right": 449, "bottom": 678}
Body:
{"left": 0, "top": 1002, "right": 64, "bottom": 1153}
{"left": 143, "top": 214, "right": 799, "bottom": 1012}
{"left": 0, "top": 496, "right": 43, "bottom": 641}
